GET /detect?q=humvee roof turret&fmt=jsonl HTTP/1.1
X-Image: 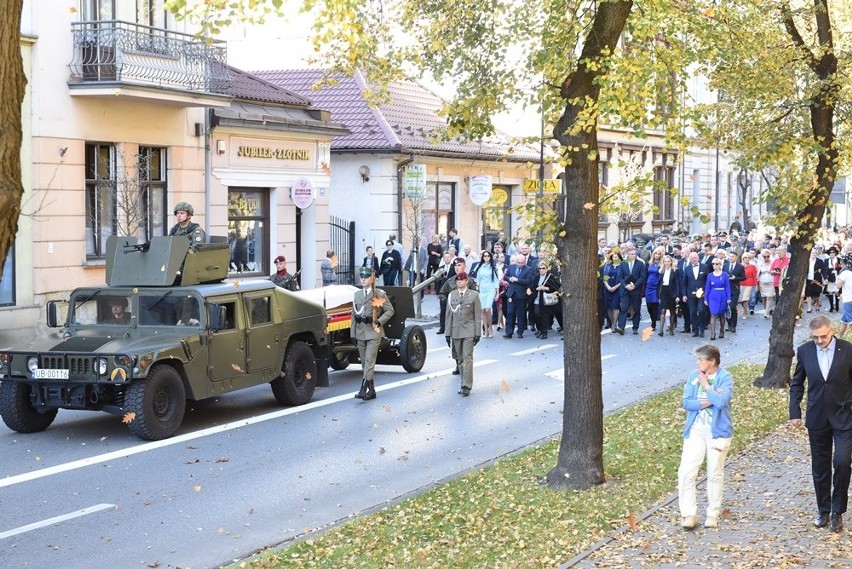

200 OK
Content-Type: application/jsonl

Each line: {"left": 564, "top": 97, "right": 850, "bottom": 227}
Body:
{"left": 0, "top": 236, "right": 327, "bottom": 440}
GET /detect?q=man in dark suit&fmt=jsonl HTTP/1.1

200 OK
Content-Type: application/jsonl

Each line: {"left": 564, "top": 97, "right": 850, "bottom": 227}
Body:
{"left": 674, "top": 245, "right": 691, "bottom": 333}
{"left": 682, "top": 251, "right": 709, "bottom": 337}
{"left": 503, "top": 254, "right": 535, "bottom": 339}
{"left": 790, "top": 315, "right": 852, "bottom": 532}
{"left": 616, "top": 248, "right": 646, "bottom": 335}
{"left": 725, "top": 250, "right": 746, "bottom": 333}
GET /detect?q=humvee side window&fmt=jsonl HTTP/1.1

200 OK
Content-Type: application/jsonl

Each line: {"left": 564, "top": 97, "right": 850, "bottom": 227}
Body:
{"left": 250, "top": 297, "right": 270, "bottom": 325}
{"left": 219, "top": 302, "right": 237, "bottom": 330}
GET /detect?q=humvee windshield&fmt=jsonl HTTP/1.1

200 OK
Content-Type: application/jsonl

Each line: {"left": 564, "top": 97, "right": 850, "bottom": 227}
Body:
{"left": 70, "top": 290, "right": 203, "bottom": 327}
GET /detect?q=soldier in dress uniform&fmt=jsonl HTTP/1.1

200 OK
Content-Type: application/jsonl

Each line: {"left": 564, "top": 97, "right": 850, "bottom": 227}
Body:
{"left": 445, "top": 271, "right": 482, "bottom": 396}
{"left": 169, "top": 202, "right": 206, "bottom": 248}
{"left": 351, "top": 266, "right": 395, "bottom": 400}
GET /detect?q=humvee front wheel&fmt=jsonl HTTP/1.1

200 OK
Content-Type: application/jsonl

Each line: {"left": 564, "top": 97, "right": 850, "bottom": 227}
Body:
{"left": 271, "top": 341, "right": 317, "bottom": 405}
{"left": 399, "top": 325, "right": 427, "bottom": 372}
{"left": 124, "top": 366, "right": 186, "bottom": 441}
{"left": 0, "top": 381, "right": 58, "bottom": 433}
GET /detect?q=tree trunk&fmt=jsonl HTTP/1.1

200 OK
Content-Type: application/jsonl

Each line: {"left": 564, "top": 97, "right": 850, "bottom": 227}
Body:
{"left": 546, "top": 0, "right": 633, "bottom": 491}
{"left": 754, "top": 1, "right": 838, "bottom": 388}
{"left": 0, "top": 0, "right": 26, "bottom": 282}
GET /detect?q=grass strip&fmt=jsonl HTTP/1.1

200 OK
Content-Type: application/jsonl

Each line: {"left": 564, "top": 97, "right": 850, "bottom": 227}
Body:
{"left": 237, "top": 363, "right": 787, "bottom": 569}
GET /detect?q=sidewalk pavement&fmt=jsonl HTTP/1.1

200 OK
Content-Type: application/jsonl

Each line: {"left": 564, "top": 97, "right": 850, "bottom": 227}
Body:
{"left": 565, "top": 422, "right": 852, "bottom": 568}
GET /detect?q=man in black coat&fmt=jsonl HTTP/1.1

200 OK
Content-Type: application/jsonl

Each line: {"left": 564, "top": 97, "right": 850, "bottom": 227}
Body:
{"left": 725, "top": 250, "right": 746, "bottom": 333}
{"left": 790, "top": 315, "right": 852, "bottom": 532}
{"left": 681, "top": 251, "right": 709, "bottom": 337}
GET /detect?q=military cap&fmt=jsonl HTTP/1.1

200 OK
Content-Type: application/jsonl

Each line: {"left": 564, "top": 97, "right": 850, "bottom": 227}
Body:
{"left": 454, "top": 257, "right": 466, "bottom": 264}
{"left": 455, "top": 271, "right": 468, "bottom": 281}
{"left": 174, "top": 201, "right": 194, "bottom": 216}
{"left": 359, "top": 267, "right": 375, "bottom": 278}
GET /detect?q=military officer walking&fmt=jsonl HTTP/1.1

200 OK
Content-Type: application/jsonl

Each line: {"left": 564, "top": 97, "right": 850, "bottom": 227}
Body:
{"left": 445, "top": 272, "right": 481, "bottom": 396}
{"left": 352, "top": 267, "right": 395, "bottom": 400}
{"left": 169, "top": 202, "right": 206, "bottom": 248}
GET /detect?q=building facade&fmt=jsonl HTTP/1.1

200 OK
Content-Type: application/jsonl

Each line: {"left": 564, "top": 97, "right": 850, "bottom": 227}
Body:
{"left": 1, "top": 1, "right": 343, "bottom": 346}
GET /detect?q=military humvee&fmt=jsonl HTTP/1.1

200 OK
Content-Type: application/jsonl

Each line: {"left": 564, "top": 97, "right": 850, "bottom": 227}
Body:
{"left": 0, "top": 236, "right": 327, "bottom": 440}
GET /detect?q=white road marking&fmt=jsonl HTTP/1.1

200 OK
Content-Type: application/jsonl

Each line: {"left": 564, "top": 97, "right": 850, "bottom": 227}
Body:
{"left": 602, "top": 354, "right": 616, "bottom": 361}
{"left": 430, "top": 346, "right": 449, "bottom": 352}
{"left": 0, "top": 360, "right": 499, "bottom": 489}
{"left": 0, "top": 503, "right": 115, "bottom": 539}
{"left": 510, "top": 344, "right": 559, "bottom": 356}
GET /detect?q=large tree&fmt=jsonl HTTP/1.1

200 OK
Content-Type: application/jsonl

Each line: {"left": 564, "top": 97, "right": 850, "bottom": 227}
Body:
{"left": 169, "top": 0, "right": 696, "bottom": 490}
{"left": 0, "top": 0, "right": 26, "bottom": 282}
{"left": 683, "top": 0, "right": 848, "bottom": 388}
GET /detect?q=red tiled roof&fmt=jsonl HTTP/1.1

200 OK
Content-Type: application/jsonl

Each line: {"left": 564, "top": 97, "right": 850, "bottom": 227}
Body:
{"left": 255, "top": 69, "right": 536, "bottom": 161}
{"left": 226, "top": 65, "right": 312, "bottom": 107}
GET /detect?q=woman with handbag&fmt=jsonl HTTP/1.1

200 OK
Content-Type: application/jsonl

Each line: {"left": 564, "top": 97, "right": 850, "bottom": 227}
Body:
{"left": 532, "top": 262, "right": 561, "bottom": 339}
{"left": 824, "top": 246, "right": 841, "bottom": 312}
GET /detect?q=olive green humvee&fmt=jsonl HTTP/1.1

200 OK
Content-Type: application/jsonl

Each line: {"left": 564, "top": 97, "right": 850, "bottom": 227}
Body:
{"left": 0, "top": 236, "right": 327, "bottom": 440}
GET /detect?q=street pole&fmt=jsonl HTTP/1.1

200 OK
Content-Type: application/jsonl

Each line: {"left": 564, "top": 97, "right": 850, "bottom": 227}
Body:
{"left": 537, "top": 103, "right": 545, "bottom": 247}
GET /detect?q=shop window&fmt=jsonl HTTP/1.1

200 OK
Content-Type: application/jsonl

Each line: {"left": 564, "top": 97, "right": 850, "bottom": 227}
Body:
{"left": 228, "top": 189, "right": 268, "bottom": 276}
{"left": 481, "top": 185, "right": 511, "bottom": 250}
{"left": 422, "top": 182, "right": 455, "bottom": 248}
{"left": 0, "top": 244, "right": 14, "bottom": 306}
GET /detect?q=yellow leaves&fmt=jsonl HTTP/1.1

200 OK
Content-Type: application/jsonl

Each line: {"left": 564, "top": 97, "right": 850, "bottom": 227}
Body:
{"left": 194, "top": 484, "right": 202, "bottom": 492}
{"left": 122, "top": 411, "right": 136, "bottom": 424}
{"left": 641, "top": 327, "right": 655, "bottom": 341}
{"left": 501, "top": 380, "right": 510, "bottom": 392}
{"left": 583, "top": 202, "right": 596, "bottom": 210}
{"left": 371, "top": 297, "right": 386, "bottom": 308}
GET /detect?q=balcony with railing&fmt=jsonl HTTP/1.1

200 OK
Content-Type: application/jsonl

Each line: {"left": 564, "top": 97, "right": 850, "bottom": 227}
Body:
{"left": 68, "top": 21, "right": 233, "bottom": 106}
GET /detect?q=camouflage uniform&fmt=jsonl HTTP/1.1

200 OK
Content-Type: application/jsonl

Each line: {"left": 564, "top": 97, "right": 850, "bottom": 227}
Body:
{"left": 169, "top": 221, "right": 206, "bottom": 249}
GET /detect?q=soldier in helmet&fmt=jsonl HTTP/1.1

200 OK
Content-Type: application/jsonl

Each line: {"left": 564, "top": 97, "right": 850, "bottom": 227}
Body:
{"left": 351, "top": 266, "right": 395, "bottom": 401}
{"left": 169, "top": 202, "right": 206, "bottom": 247}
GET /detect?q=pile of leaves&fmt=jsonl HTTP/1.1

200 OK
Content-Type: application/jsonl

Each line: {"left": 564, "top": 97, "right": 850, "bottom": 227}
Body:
{"left": 237, "top": 364, "right": 786, "bottom": 568}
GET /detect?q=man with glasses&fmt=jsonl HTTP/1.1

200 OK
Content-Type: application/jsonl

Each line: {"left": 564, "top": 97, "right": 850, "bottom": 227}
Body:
{"left": 790, "top": 315, "right": 852, "bottom": 532}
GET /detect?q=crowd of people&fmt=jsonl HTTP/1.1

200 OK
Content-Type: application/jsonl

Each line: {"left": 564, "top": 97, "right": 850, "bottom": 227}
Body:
{"left": 597, "top": 228, "right": 852, "bottom": 341}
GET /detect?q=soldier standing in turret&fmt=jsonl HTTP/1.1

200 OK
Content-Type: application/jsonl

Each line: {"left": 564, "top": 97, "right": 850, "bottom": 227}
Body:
{"left": 169, "top": 202, "right": 206, "bottom": 248}
{"left": 352, "top": 267, "right": 395, "bottom": 400}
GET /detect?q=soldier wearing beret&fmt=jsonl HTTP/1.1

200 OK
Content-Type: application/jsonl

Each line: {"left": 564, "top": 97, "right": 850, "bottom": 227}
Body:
{"left": 445, "top": 271, "right": 481, "bottom": 396}
{"left": 352, "top": 267, "right": 395, "bottom": 400}
{"left": 169, "top": 202, "right": 206, "bottom": 248}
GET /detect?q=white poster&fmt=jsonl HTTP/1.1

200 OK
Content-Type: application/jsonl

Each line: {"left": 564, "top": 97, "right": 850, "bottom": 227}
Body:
{"left": 291, "top": 177, "right": 315, "bottom": 209}
{"left": 469, "top": 175, "right": 493, "bottom": 206}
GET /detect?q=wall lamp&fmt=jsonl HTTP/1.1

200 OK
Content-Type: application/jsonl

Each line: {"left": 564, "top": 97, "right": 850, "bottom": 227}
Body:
{"left": 359, "top": 165, "right": 370, "bottom": 183}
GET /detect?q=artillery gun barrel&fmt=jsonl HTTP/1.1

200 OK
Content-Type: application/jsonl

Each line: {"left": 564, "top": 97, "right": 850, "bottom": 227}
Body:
{"left": 411, "top": 268, "right": 446, "bottom": 294}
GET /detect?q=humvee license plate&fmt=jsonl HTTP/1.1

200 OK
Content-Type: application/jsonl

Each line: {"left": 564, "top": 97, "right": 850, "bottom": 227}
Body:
{"left": 34, "top": 368, "right": 69, "bottom": 379}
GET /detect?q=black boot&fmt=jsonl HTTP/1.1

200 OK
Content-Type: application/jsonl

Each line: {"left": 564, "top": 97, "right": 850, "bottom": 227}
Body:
{"left": 363, "top": 380, "right": 377, "bottom": 400}
{"left": 355, "top": 379, "right": 368, "bottom": 399}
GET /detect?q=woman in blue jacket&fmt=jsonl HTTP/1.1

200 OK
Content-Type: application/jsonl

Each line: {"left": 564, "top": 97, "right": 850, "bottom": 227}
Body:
{"left": 678, "top": 343, "right": 733, "bottom": 530}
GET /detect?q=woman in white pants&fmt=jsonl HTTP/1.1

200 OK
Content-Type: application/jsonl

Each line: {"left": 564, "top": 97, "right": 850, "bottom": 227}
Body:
{"left": 677, "top": 343, "right": 733, "bottom": 529}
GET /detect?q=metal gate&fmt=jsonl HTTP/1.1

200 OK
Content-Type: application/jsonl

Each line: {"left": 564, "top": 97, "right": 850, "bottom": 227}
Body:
{"left": 330, "top": 215, "right": 356, "bottom": 285}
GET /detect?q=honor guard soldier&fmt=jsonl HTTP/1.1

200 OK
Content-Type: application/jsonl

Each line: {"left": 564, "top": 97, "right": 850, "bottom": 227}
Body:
{"left": 352, "top": 267, "right": 395, "bottom": 400}
{"left": 169, "top": 202, "right": 206, "bottom": 248}
{"left": 445, "top": 271, "right": 481, "bottom": 396}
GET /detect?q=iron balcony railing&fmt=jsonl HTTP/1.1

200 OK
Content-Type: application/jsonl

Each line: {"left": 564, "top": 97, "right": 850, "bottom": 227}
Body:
{"left": 69, "top": 20, "right": 233, "bottom": 94}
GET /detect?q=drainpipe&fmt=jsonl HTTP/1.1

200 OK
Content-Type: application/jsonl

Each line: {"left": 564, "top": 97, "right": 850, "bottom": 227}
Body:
{"left": 396, "top": 155, "right": 416, "bottom": 310}
{"left": 204, "top": 108, "right": 212, "bottom": 235}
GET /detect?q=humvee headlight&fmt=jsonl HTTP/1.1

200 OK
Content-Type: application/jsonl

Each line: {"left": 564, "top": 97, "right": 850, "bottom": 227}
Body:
{"left": 27, "top": 357, "right": 38, "bottom": 373}
{"left": 97, "top": 357, "right": 108, "bottom": 376}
